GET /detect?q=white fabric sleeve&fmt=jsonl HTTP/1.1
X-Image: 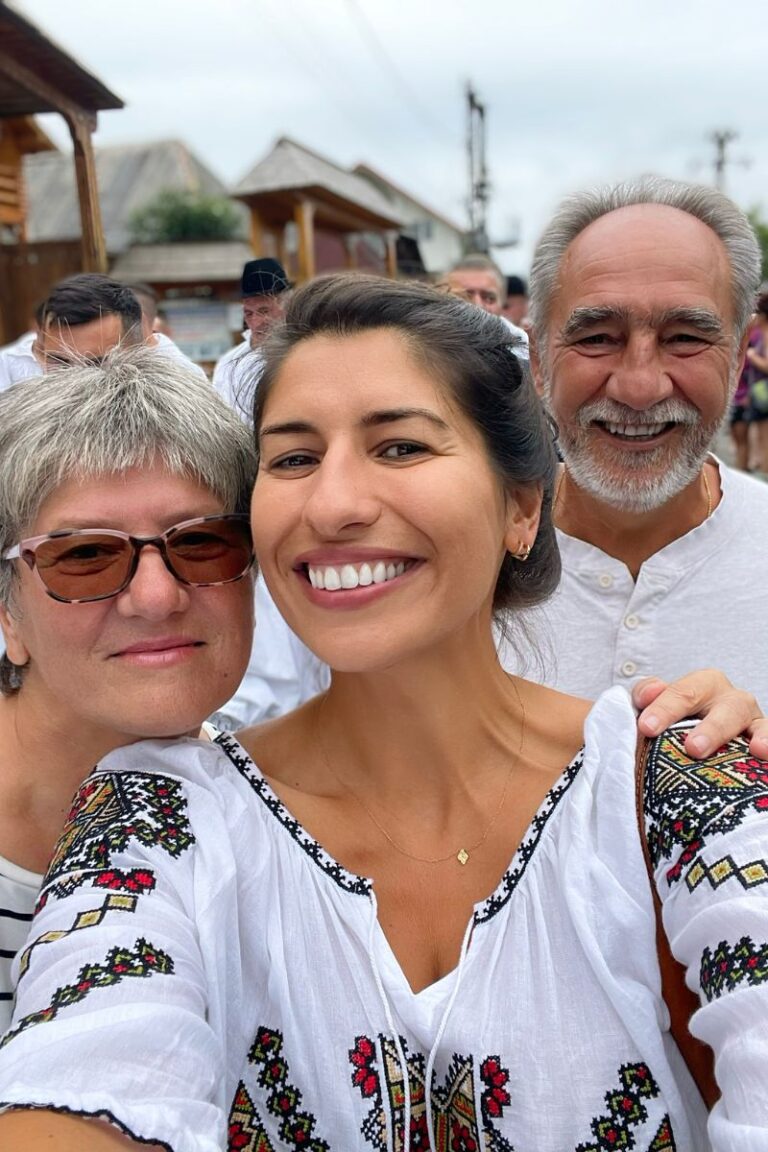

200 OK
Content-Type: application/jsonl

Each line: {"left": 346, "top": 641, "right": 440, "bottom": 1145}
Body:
{"left": 0, "top": 741, "right": 237, "bottom": 1152}
{"left": 644, "top": 727, "right": 768, "bottom": 1150}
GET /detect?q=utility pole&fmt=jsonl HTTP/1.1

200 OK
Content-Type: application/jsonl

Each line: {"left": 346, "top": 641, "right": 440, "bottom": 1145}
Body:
{"left": 709, "top": 129, "right": 739, "bottom": 191}
{"left": 466, "top": 82, "right": 489, "bottom": 253}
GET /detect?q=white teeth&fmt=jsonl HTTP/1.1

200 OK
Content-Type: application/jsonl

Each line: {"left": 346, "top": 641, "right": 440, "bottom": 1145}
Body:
{"left": 324, "top": 567, "right": 341, "bottom": 591}
{"left": 341, "top": 564, "right": 359, "bottom": 589}
{"left": 307, "top": 559, "right": 411, "bottom": 592}
{"left": 604, "top": 421, "right": 666, "bottom": 438}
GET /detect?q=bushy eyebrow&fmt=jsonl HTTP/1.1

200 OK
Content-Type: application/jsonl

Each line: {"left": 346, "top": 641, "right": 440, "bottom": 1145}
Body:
{"left": 259, "top": 407, "right": 451, "bottom": 439}
{"left": 561, "top": 304, "right": 725, "bottom": 340}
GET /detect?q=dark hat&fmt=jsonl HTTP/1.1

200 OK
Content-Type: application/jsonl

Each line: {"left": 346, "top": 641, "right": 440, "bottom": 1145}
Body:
{"left": 241, "top": 258, "right": 291, "bottom": 298}
{"left": 506, "top": 274, "right": 528, "bottom": 297}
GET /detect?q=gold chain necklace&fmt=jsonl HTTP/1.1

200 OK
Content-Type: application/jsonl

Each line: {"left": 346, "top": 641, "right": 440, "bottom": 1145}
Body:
{"left": 316, "top": 684, "right": 526, "bottom": 866}
{"left": 554, "top": 467, "right": 713, "bottom": 519}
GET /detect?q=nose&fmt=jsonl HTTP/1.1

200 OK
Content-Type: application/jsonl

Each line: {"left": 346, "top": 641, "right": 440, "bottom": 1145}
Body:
{"left": 605, "top": 332, "right": 674, "bottom": 410}
{"left": 302, "top": 445, "right": 382, "bottom": 538}
{"left": 115, "top": 545, "right": 190, "bottom": 620}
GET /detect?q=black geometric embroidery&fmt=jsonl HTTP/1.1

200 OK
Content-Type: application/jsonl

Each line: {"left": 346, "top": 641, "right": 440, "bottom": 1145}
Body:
{"left": 40, "top": 772, "right": 193, "bottom": 902}
{"left": 247, "top": 1026, "right": 330, "bottom": 1151}
{"left": 475, "top": 752, "right": 583, "bottom": 923}
{"left": 228, "top": 1081, "right": 276, "bottom": 1151}
{"left": 18, "top": 891, "right": 138, "bottom": 980}
{"left": 643, "top": 729, "right": 768, "bottom": 886}
{"left": 700, "top": 936, "right": 768, "bottom": 1002}
{"left": 1, "top": 938, "right": 173, "bottom": 1048}
{"left": 349, "top": 1034, "right": 513, "bottom": 1151}
{"left": 649, "top": 1115, "right": 676, "bottom": 1151}
{"left": 684, "top": 854, "right": 768, "bottom": 893}
{"left": 37, "top": 865, "right": 156, "bottom": 913}
{"left": 574, "top": 1063, "right": 663, "bottom": 1151}
{"left": 215, "top": 732, "right": 370, "bottom": 896}
{"left": 215, "top": 732, "right": 581, "bottom": 922}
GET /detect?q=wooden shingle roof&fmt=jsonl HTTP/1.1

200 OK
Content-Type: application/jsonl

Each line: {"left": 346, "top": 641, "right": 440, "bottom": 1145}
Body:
{"left": 233, "top": 137, "right": 403, "bottom": 229}
{"left": 23, "top": 139, "right": 248, "bottom": 251}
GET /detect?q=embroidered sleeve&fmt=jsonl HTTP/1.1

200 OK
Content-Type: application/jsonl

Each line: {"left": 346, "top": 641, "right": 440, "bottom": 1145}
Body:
{"left": 0, "top": 751, "right": 231, "bottom": 1152}
{"left": 643, "top": 727, "right": 768, "bottom": 1146}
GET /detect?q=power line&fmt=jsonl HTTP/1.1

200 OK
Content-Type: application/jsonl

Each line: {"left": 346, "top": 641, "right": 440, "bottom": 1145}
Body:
{"left": 342, "top": 0, "right": 459, "bottom": 145}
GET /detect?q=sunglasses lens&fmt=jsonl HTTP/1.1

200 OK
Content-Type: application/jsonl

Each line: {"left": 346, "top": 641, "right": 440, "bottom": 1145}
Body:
{"left": 32, "top": 534, "right": 133, "bottom": 601}
{"left": 166, "top": 517, "right": 253, "bottom": 585}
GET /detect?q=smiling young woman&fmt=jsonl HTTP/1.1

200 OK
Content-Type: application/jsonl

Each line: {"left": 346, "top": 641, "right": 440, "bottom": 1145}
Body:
{"left": 0, "top": 278, "right": 767, "bottom": 1152}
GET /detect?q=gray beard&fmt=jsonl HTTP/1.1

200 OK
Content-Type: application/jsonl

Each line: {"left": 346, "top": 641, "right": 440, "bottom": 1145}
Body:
{"left": 545, "top": 395, "right": 722, "bottom": 513}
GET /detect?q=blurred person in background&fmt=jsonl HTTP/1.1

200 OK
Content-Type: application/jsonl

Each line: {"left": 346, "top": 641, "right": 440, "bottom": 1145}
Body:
{"left": 213, "top": 257, "right": 291, "bottom": 420}
{"left": 442, "top": 253, "right": 528, "bottom": 346}
{"left": 0, "top": 275, "right": 142, "bottom": 390}
{"left": 502, "top": 273, "right": 530, "bottom": 330}
{"left": 0, "top": 348, "right": 255, "bottom": 1030}
{"left": 743, "top": 289, "right": 768, "bottom": 474}
{"left": 128, "top": 281, "right": 208, "bottom": 380}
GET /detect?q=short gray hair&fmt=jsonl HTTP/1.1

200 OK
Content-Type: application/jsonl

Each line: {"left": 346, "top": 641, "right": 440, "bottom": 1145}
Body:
{"left": 448, "top": 253, "right": 506, "bottom": 301}
{"left": 529, "top": 176, "right": 762, "bottom": 347}
{"left": 0, "top": 346, "right": 256, "bottom": 684}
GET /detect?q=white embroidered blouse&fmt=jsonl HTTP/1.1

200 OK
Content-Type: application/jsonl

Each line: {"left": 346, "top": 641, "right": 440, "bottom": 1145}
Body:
{"left": 0, "top": 687, "right": 766, "bottom": 1152}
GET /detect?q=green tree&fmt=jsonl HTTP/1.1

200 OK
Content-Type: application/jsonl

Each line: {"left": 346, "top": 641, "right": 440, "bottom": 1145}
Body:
{"left": 129, "top": 189, "right": 241, "bottom": 244}
{"left": 748, "top": 209, "right": 768, "bottom": 282}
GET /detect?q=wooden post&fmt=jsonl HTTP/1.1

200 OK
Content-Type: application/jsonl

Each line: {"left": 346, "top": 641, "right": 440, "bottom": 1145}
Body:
{"left": 249, "top": 207, "right": 267, "bottom": 256}
{"left": 385, "top": 230, "right": 398, "bottom": 280}
{"left": 295, "top": 199, "right": 316, "bottom": 283}
{"left": 64, "top": 110, "right": 107, "bottom": 273}
{"left": 344, "top": 232, "right": 359, "bottom": 269}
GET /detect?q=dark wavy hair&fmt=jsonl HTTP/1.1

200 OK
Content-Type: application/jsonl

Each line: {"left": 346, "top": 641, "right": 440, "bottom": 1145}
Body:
{"left": 254, "top": 273, "right": 560, "bottom": 617}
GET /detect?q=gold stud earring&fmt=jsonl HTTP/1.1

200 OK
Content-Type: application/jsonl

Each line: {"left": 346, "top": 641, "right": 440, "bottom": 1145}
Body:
{"left": 512, "top": 541, "right": 532, "bottom": 562}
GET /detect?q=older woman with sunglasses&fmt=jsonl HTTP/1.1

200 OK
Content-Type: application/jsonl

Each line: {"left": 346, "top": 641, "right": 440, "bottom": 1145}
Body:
{"left": 0, "top": 349, "right": 256, "bottom": 1028}
{"left": 1, "top": 279, "right": 767, "bottom": 1152}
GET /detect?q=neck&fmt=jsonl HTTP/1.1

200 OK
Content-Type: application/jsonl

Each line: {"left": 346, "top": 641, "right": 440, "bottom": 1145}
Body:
{"left": 317, "top": 627, "right": 525, "bottom": 806}
{"left": 0, "top": 689, "right": 141, "bottom": 871}
{"left": 554, "top": 460, "right": 720, "bottom": 579}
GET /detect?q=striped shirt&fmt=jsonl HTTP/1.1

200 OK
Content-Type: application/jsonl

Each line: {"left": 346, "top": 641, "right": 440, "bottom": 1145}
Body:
{"left": 0, "top": 855, "right": 41, "bottom": 1032}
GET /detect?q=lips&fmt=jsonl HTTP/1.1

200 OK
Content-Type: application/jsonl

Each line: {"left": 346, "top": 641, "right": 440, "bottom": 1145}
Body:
{"left": 112, "top": 637, "right": 202, "bottom": 657}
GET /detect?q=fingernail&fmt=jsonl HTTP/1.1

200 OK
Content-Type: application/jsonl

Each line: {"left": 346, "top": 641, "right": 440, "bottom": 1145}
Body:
{"left": 642, "top": 712, "right": 661, "bottom": 734}
{"left": 686, "top": 733, "right": 710, "bottom": 757}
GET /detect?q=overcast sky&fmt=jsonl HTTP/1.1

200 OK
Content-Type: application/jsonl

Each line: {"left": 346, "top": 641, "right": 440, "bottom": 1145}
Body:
{"left": 15, "top": 0, "right": 768, "bottom": 275}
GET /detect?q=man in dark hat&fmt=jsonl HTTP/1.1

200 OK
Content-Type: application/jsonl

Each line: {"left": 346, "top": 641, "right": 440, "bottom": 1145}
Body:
{"left": 213, "top": 258, "right": 291, "bottom": 419}
{"left": 502, "top": 274, "right": 529, "bottom": 330}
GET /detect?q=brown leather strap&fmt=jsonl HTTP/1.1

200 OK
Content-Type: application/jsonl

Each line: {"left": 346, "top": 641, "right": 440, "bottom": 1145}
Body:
{"left": 635, "top": 735, "right": 720, "bottom": 1109}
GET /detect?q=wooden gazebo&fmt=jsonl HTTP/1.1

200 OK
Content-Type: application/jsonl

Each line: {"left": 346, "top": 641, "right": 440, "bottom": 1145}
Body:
{"left": 232, "top": 137, "right": 403, "bottom": 284}
{"left": 0, "top": 1, "right": 123, "bottom": 273}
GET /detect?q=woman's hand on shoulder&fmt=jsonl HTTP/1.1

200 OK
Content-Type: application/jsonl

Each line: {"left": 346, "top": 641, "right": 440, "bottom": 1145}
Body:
{"left": 632, "top": 670, "right": 767, "bottom": 759}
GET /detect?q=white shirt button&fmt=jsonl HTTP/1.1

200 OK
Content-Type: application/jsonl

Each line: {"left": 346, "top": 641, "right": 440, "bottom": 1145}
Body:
{"left": 624, "top": 614, "right": 639, "bottom": 630}
{"left": 598, "top": 573, "right": 613, "bottom": 588}
{"left": 620, "top": 660, "right": 637, "bottom": 677}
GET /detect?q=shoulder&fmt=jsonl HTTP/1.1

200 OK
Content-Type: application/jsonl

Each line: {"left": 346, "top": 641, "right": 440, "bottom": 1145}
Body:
{"left": 642, "top": 724, "right": 768, "bottom": 879}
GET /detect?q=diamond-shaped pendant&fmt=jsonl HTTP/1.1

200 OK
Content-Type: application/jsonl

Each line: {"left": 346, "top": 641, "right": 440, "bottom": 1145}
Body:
{"left": 457, "top": 848, "right": 469, "bottom": 865}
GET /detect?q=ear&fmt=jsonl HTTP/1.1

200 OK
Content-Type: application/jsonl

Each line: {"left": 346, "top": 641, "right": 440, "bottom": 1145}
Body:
{"left": 504, "top": 484, "right": 543, "bottom": 556}
{"left": 0, "top": 602, "right": 30, "bottom": 669}
{"left": 527, "top": 330, "right": 546, "bottom": 398}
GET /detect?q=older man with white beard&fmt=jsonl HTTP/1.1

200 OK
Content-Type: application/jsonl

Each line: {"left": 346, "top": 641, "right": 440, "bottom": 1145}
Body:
{"left": 498, "top": 175, "right": 768, "bottom": 711}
